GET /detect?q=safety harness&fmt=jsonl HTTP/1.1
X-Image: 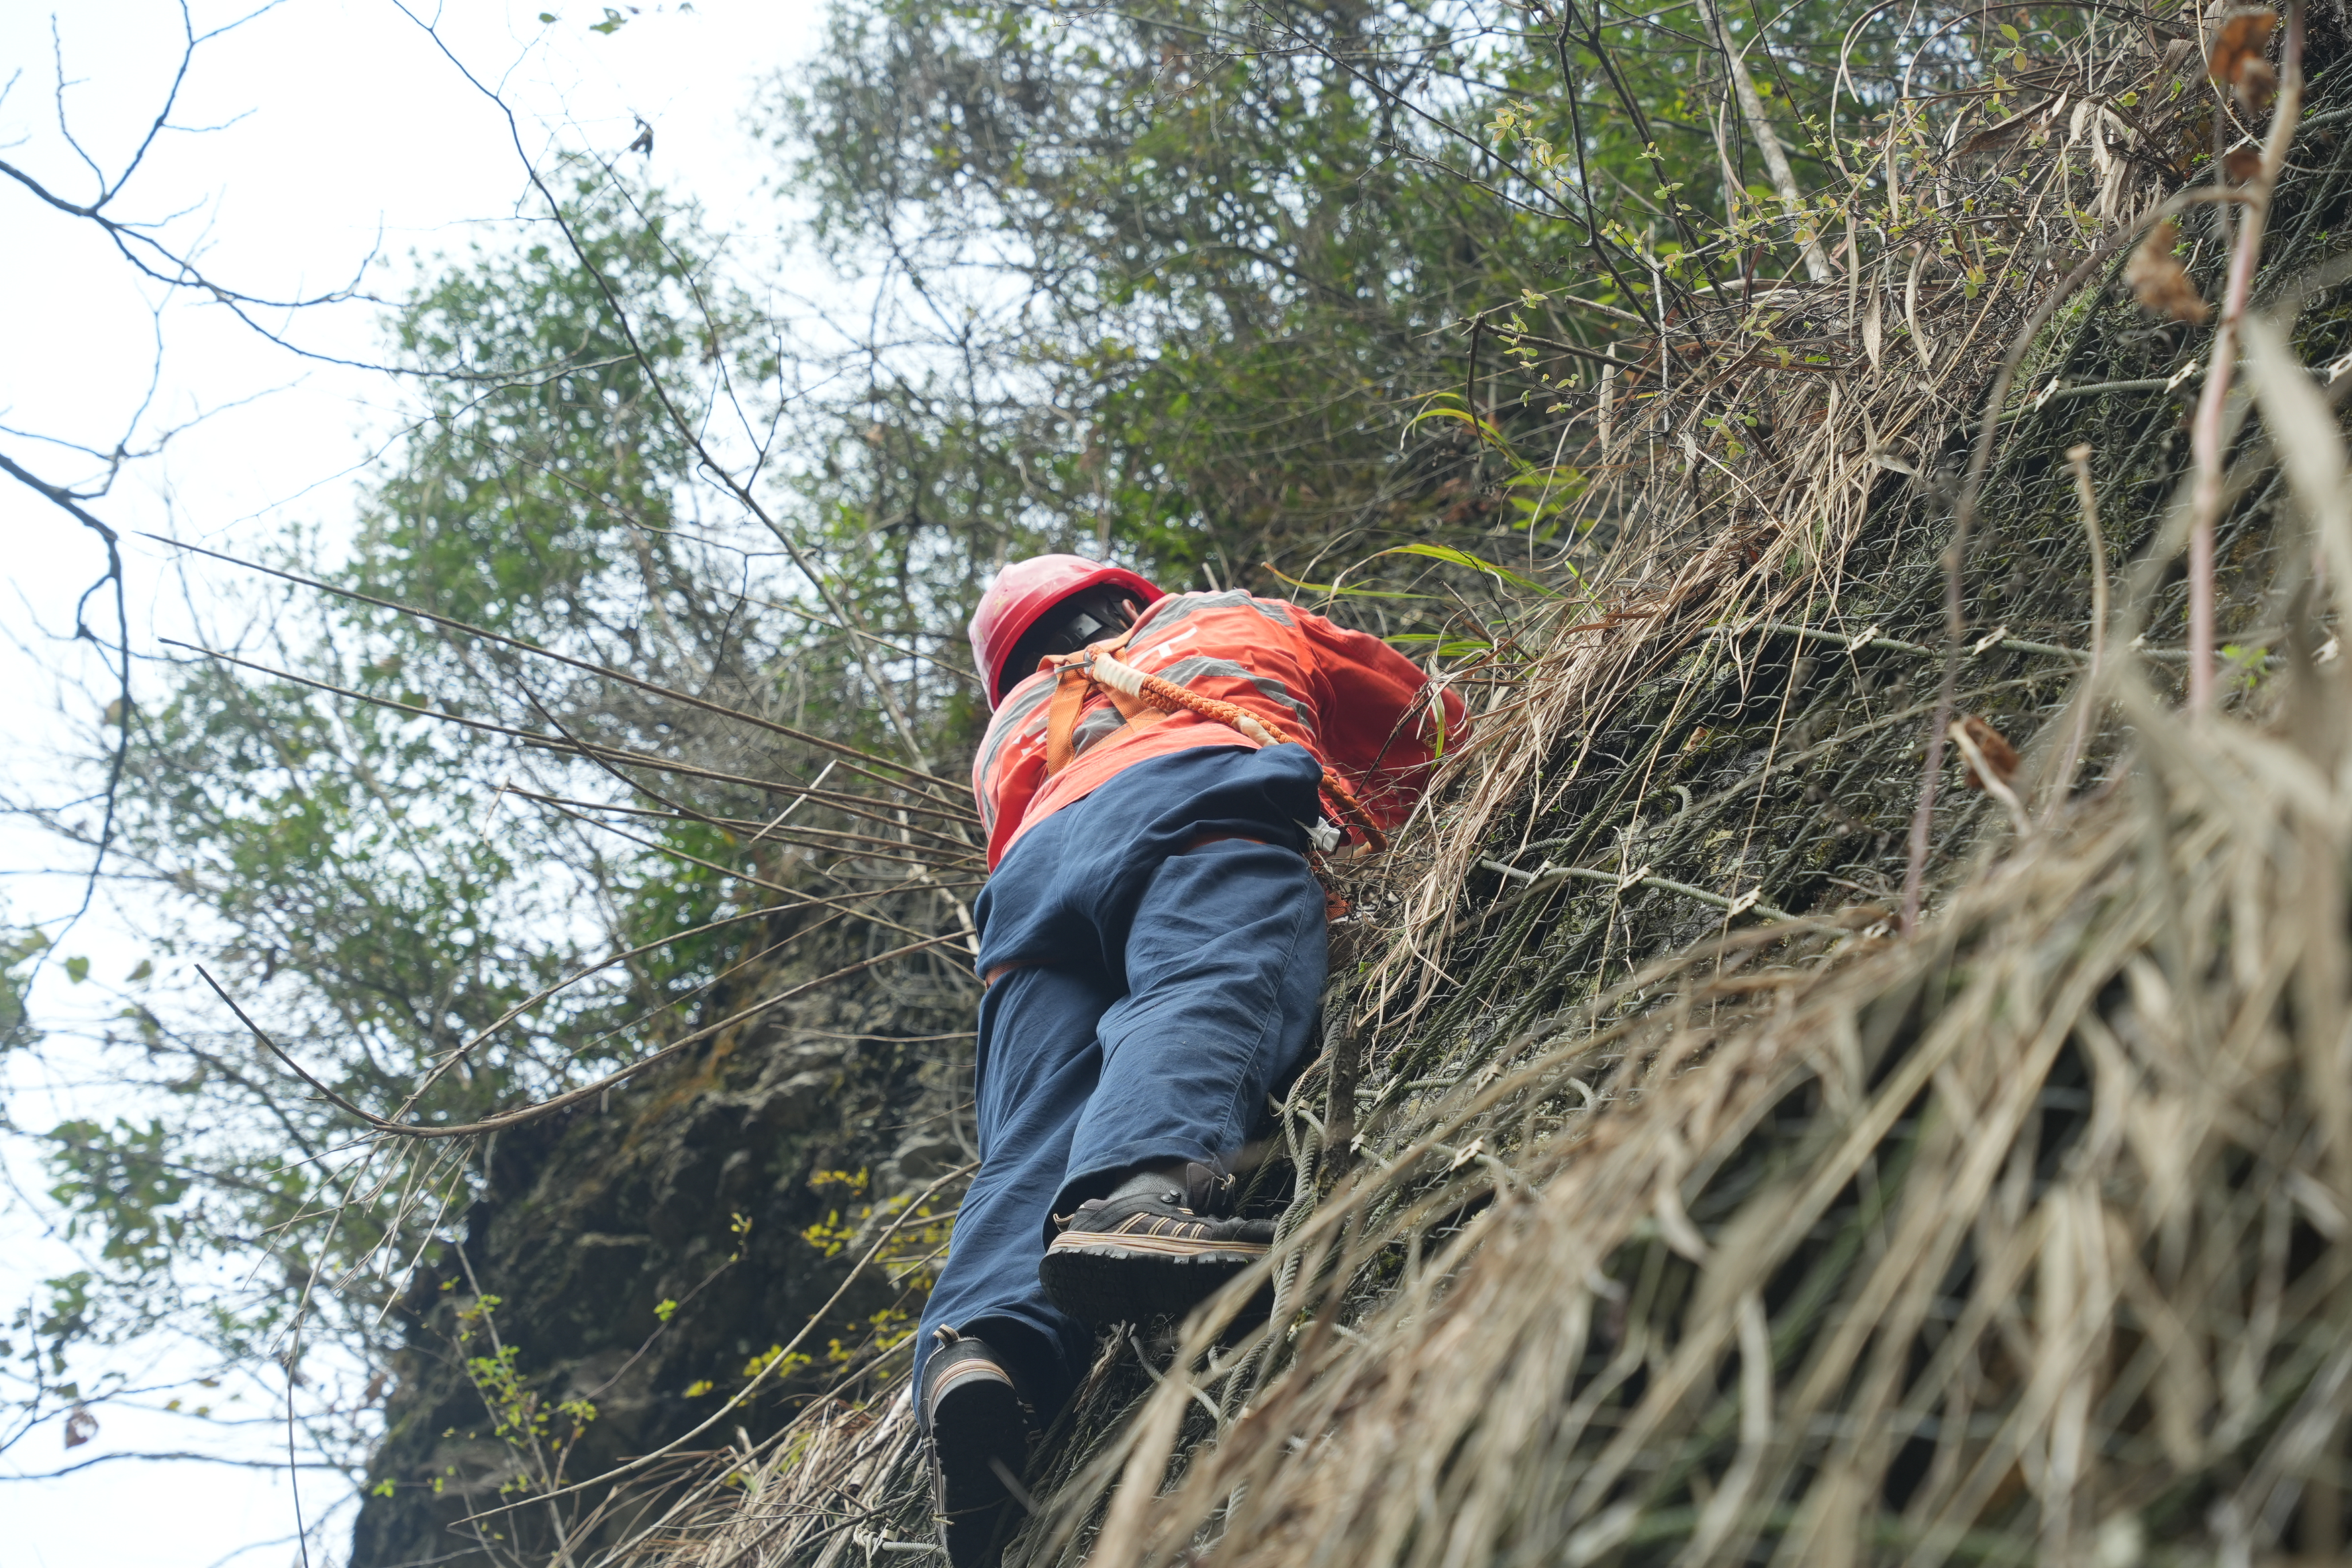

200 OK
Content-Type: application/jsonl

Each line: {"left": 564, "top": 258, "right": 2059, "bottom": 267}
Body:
{"left": 1039, "top": 632, "right": 1390, "bottom": 855}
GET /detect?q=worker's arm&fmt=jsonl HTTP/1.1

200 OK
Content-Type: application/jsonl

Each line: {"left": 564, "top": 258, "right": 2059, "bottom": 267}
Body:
{"left": 971, "top": 675, "right": 1059, "bottom": 864}
{"left": 1295, "top": 609, "right": 1469, "bottom": 828}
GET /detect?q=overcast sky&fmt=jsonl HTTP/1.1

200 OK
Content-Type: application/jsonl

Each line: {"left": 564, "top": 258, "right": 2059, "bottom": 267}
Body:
{"left": 0, "top": 3, "right": 829, "bottom": 1561}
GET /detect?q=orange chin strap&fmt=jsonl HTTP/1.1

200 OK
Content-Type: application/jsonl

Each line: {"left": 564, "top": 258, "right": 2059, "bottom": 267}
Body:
{"left": 1039, "top": 636, "right": 1389, "bottom": 855}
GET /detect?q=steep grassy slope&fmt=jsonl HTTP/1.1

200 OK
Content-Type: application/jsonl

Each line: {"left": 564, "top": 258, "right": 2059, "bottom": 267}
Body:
{"left": 626, "top": 40, "right": 2352, "bottom": 1568}
{"left": 360, "top": 28, "right": 2352, "bottom": 1568}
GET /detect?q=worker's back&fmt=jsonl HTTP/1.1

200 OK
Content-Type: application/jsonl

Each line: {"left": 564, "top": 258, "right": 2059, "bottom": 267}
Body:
{"left": 973, "top": 588, "right": 1462, "bottom": 866}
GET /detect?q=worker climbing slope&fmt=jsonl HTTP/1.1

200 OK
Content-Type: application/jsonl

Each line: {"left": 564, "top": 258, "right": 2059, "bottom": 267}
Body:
{"left": 916, "top": 554, "right": 1466, "bottom": 1567}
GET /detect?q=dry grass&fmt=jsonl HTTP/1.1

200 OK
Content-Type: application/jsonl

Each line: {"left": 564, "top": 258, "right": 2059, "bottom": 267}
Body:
{"left": 590, "top": 21, "right": 2352, "bottom": 1568}
{"left": 1065, "top": 652, "right": 2352, "bottom": 1567}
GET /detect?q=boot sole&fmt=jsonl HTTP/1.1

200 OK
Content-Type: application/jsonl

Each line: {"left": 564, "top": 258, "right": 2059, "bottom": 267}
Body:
{"left": 930, "top": 1371, "right": 1028, "bottom": 1568}
{"left": 1038, "top": 1236, "right": 1269, "bottom": 1324}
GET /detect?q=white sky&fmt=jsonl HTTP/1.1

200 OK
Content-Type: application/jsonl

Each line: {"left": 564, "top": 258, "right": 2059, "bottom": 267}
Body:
{"left": 0, "top": 1, "right": 830, "bottom": 1561}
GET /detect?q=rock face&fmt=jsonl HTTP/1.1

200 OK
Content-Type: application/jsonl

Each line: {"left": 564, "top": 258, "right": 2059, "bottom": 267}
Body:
{"left": 350, "top": 927, "right": 973, "bottom": 1568}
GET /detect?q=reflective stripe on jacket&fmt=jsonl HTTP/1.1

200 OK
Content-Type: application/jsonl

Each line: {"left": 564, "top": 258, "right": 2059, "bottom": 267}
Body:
{"left": 972, "top": 590, "right": 1467, "bottom": 869}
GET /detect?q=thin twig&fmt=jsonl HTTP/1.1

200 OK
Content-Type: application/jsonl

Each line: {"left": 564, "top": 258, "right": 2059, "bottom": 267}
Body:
{"left": 2044, "top": 442, "right": 2110, "bottom": 821}
{"left": 2186, "top": 2, "right": 2306, "bottom": 714}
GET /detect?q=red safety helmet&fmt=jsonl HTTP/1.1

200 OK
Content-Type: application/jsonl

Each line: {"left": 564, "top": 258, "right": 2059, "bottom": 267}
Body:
{"left": 969, "top": 554, "right": 1165, "bottom": 709}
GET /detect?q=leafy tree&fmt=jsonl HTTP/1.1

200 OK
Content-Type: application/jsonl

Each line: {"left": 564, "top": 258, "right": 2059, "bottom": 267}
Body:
{"left": 4, "top": 0, "right": 2061, "bottom": 1522}
{"left": 778, "top": 0, "right": 2056, "bottom": 599}
{"left": 12, "top": 175, "right": 814, "bottom": 1468}
{"left": 0, "top": 918, "right": 40, "bottom": 1055}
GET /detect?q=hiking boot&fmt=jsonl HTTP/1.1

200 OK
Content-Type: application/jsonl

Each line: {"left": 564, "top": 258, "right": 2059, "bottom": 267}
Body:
{"left": 921, "top": 1328, "right": 1032, "bottom": 1568}
{"left": 1038, "top": 1163, "right": 1275, "bottom": 1324}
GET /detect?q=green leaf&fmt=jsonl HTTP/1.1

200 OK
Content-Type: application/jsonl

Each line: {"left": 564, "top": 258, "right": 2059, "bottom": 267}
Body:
{"left": 1261, "top": 563, "right": 1436, "bottom": 601}
{"left": 589, "top": 7, "right": 626, "bottom": 32}
{"left": 1389, "top": 634, "right": 1497, "bottom": 657}
{"left": 537, "top": 10, "right": 558, "bottom": 20}
{"left": 1373, "top": 543, "right": 1555, "bottom": 595}
{"left": 64, "top": 956, "right": 89, "bottom": 985}
{"left": 1402, "top": 403, "right": 1518, "bottom": 462}
{"left": 126, "top": 959, "right": 152, "bottom": 983}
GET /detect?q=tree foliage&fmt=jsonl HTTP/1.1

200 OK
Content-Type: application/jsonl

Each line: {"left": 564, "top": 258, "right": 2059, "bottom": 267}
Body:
{"left": 1, "top": 0, "right": 2086, "bottom": 1532}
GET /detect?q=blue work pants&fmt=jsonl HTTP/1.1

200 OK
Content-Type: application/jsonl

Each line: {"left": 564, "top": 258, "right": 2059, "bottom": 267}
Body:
{"left": 912, "top": 744, "right": 1330, "bottom": 1416}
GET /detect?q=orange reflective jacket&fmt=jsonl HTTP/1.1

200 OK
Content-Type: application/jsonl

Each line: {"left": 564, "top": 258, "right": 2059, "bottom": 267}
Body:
{"left": 972, "top": 590, "right": 1467, "bottom": 869}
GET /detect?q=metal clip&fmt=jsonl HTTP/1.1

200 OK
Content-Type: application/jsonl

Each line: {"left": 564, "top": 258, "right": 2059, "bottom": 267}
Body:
{"left": 1306, "top": 817, "right": 1342, "bottom": 853}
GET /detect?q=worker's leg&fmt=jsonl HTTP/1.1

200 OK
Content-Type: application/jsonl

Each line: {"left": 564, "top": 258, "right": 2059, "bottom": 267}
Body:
{"left": 1063, "top": 837, "right": 1328, "bottom": 1195}
{"left": 928, "top": 742, "right": 1328, "bottom": 1369}
{"left": 912, "top": 961, "right": 1109, "bottom": 1418}
{"left": 1030, "top": 832, "right": 1326, "bottom": 1323}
